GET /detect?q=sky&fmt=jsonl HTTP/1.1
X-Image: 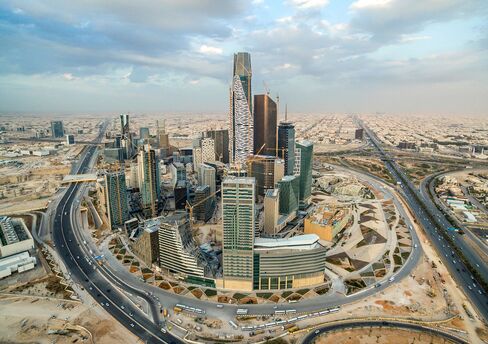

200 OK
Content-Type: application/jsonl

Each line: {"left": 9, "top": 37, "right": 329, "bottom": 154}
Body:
{"left": 0, "top": 0, "right": 487, "bottom": 116}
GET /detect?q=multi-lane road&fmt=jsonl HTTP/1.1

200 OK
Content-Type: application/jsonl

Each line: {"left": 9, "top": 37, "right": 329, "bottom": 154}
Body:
{"left": 358, "top": 119, "right": 488, "bottom": 321}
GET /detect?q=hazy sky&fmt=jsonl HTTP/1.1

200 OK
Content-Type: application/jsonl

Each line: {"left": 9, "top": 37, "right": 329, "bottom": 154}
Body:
{"left": 0, "top": 0, "right": 487, "bottom": 115}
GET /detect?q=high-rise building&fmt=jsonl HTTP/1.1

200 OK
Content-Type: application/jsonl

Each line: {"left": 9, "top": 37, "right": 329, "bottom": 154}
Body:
{"left": 170, "top": 162, "right": 186, "bottom": 187}
{"left": 253, "top": 94, "right": 277, "bottom": 155}
{"left": 120, "top": 114, "right": 130, "bottom": 136}
{"left": 138, "top": 144, "right": 161, "bottom": 217}
{"left": 278, "top": 122, "right": 295, "bottom": 176}
{"left": 222, "top": 177, "right": 255, "bottom": 291}
{"left": 192, "top": 147, "right": 202, "bottom": 172}
{"left": 51, "top": 121, "right": 64, "bottom": 138}
{"left": 201, "top": 138, "right": 215, "bottom": 164}
{"left": 198, "top": 163, "right": 216, "bottom": 194}
{"left": 139, "top": 127, "right": 150, "bottom": 140}
{"left": 296, "top": 140, "right": 313, "bottom": 206}
{"left": 120, "top": 114, "right": 133, "bottom": 158}
{"left": 104, "top": 171, "right": 130, "bottom": 229}
{"left": 158, "top": 212, "right": 205, "bottom": 277}
{"left": 157, "top": 120, "right": 170, "bottom": 151}
{"left": 277, "top": 175, "right": 300, "bottom": 216}
{"left": 103, "top": 148, "right": 124, "bottom": 163}
{"left": 248, "top": 155, "right": 284, "bottom": 196}
{"left": 263, "top": 189, "right": 280, "bottom": 236}
{"left": 204, "top": 129, "right": 229, "bottom": 163}
{"left": 66, "top": 134, "right": 75, "bottom": 145}
{"left": 355, "top": 128, "right": 364, "bottom": 140}
{"left": 230, "top": 52, "right": 253, "bottom": 165}
{"left": 193, "top": 185, "right": 214, "bottom": 222}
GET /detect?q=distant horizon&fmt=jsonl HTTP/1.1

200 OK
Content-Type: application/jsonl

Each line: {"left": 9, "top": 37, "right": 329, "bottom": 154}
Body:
{"left": 1, "top": 1, "right": 487, "bottom": 115}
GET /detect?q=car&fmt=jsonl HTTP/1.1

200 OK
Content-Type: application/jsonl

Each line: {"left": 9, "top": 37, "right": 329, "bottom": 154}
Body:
{"left": 105, "top": 303, "right": 109, "bottom": 306}
{"left": 216, "top": 304, "right": 224, "bottom": 308}
{"left": 129, "top": 312, "right": 133, "bottom": 317}
{"left": 468, "top": 286, "right": 472, "bottom": 290}
{"left": 479, "top": 290, "right": 483, "bottom": 295}
{"left": 121, "top": 305, "right": 125, "bottom": 309}
{"left": 315, "top": 330, "right": 320, "bottom": 334}
{"left": 130, "top": 323, "right": 134, "bottom": 327}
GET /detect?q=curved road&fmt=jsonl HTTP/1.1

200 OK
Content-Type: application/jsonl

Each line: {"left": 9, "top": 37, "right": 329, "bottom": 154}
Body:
{"left": 301, "top": 320, "right": 468, "bottom": 344}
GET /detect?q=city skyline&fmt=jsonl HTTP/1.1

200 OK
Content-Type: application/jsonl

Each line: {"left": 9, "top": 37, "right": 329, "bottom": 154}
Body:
{"left": 0, "top": 0, "right": 487, "bottom": 115}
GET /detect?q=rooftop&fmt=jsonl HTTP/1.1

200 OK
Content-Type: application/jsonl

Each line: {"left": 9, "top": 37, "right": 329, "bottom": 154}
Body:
{"left": 254, "top": 234, "right": 323, "bottom": 251}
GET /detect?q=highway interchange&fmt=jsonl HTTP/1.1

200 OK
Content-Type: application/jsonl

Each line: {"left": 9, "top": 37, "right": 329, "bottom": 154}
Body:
{"left": 46, "top": 119, "right": 487, "bottom": 343}
{"left": 359, "top": 120, "right": 488, "bottom": 322}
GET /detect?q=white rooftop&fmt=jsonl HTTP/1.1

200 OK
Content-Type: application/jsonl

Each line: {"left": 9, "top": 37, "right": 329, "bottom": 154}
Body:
{"left": 254, "top": 234, "right": 322, "bottom": 251}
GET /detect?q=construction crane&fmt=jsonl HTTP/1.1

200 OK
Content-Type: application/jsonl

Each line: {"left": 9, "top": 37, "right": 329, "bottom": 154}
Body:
{"left": 263, "top": 81, "right": 270, "bottom": 96}
{"left": 185, "top": 188, "right": 221, "bottom": 230}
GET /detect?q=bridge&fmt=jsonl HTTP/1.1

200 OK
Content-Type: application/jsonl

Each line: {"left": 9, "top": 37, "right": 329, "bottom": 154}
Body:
{"left": 62, "top": 173, "right": 98, "bottom": 184}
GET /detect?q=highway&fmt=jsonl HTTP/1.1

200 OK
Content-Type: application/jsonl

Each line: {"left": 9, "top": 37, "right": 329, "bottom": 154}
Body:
{"left": 301, "top": 320, "right": 468, "bottom": 344}
{"left": 358, "top": 119, "right": 488, "bottom": 321}
{"left": 52, "top": 128, "right": 183, "bottom": 343}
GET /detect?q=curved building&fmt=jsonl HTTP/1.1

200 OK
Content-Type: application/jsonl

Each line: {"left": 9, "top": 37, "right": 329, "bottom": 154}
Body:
{"left": 253, "top": 234, "right": 327, "bottom": 290}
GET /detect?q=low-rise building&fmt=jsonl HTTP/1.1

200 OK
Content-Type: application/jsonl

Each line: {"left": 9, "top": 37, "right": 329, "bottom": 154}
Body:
{"left": 0, "top": 216, "right": 34, "bottom": 258}
{"left": 304, "top": 204, "right": 351, "bottom": 241}
{"left": 253, "top": 234, "right": 327, "bottom": 290}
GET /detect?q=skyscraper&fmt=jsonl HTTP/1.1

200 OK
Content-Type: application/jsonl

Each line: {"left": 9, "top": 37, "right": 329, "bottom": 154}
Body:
{"left": 222, "top": 177, "right": 255, "bottom": 291}
{"left": 138, "top": 144, "right": 161, "bottom": 217}
{"left": 193, "top": 185, "right": 214, "bottom": 222}
{"left": 51, "top": 121, "right": 64, "bottom": 138}
{"left": 248, "top": 155, "right": 284, "bottom": 196}
{"left": 139, "top": 127, "right": 150, "bottom": 140}
{"left": 198, "top": 163, "right": 216, "bottom": 195}
{"left": 263, "top": 189, "right": 280, "bottom": 236}
{"left": 204, "top": 129, "right": 229, "bottom": 163}
{"left": 296, "top": 140, "right": 313, "bottom": 207}
{"left": 277, "top": 175, "right": 300, "bottom": 216}
{"left": 230, "top": 52, "right": 253, "bottom": 165}
{"left": 120, "top": 114, "right": 133, "bottom": 158}
{"left": 201, "top": 137, "right": 215, "bottom": 164}
{"left": 157, "top": 120, "right": 170, "bottom": 150}
{"left": 278, "top": 122, "right": 296, "bottom": 176}
{"left": 253, "top": 94, "right": 277, "bottom": 155}
{"left": 104, "top": 171, "right": 130, "bottom": 229}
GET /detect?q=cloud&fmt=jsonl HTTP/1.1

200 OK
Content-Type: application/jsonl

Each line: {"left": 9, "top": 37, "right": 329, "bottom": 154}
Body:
{"left": 198, "top": 45, "right": 223, "bottom": 55}
{"left": 350, "top": 0, "right": 392, "bottom": 10}
{"left": 289, "top": 0, "right": 329, "bottom": 10}
{"left": 62, "top": 73, "right": 76, "bottom": 81}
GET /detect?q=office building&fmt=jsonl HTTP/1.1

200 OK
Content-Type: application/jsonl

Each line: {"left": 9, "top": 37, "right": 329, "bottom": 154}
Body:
{"left": 157, "top": 120, "right": 170, "bottom": 149}
{"left": 253, "top": 94, "right": 277, "bottom": 155}
{"left": 120, "top": 114, "right": 133, "bottom": 158}
{"left": 277, "top": 175, "right": 300, "bottom": 216}
{"left": 130, "top": 218, "right": 160, "bottom": 266}
{"left": 174, "top": 181, "right": 188, "bottom": 210}
{"left": 193, "top": 185, "right": 215, "bottom": 222}
{"left": 204, "top": 129, "right": 229, "bottom": 163}
{"left": 139, "top": 127, "right": 150, "bottom": 140}
{"left": 138, "top": 145, "right": 161, "bottom": 218}
{"left": 278, "top": 122, "right": 295, "bottom": 175}
{"left": 263, "top": 189, "right": 280, "bottom": 236}
{"left": 296, "top": 140, "right": 313, "bottom": 206}
{"left": 103, "top": 148, "right": 124, "bottom": 163}
{"left": 66, "top": 134, "right": 75, "bottom": 145}
{"left": 253, "top": 234, "right": 327, "bottom": 290}
{"left": 230, "top": 52, "right": 253, "bottom": 164}
{"left": 355, "top": 128, "right": 364, "bottom": 140}
{"left": 222, "top": 177, "right": 255, "bottom": 290}
{"left": 192, "top": 147, "right": 202, "bottom": 172}
{"left": 51, "top": 121, "right": 64, "bottom": 138}
{"left": 103, "top": 172, "right": 130, "bottom": 229}
{"left": 158, "top": 212, "right": 205, "bottom": 277}
{"left": 201, "top": 138, "right": 216, "bottom": 164}
{"left": 170, "top": 162, "right": 186, "bottom": 187}
{"left": 248, "top": 156, "right": 284, "bottom": 196}
{"left": 198, "top": 163, "right": 216, "bottom": 194}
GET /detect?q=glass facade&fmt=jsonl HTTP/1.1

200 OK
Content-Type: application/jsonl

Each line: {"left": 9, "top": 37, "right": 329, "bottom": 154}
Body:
{"left": 105, "top": 171, "right": 129, "bottom": 229}
{"left": 277, "top": 175, "right": 300, "bottom": 215}
{"left": 278, "top": 122, "right": 295, "bottom": 176}
{"left": 296, "top": 140, "right": 313, "bottom": 204}
{"left": 222, "top": 177, "right": 255, "bottom": 281}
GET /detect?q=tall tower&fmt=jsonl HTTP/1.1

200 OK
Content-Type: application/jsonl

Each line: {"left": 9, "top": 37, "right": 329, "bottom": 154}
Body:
{"left": 278, "top": 122, "right": 296, "bottom": 176}
{"left": 230, "top": 52, "right": 253, "bottom": 165}
{"left": 104, "top": 171, "right": 129, "bottom": 229}
{"left": 296, "top": 140, "right": 313, "bottom": 207}
{"left": 222, "top": 177, "right": 255, "bottom": 291}
{"left": 120, "top": 114, "right": 133, "bottom": 159}
{"left": 51, "top": 121, "right": 64, "bottom": 138}
{"left": 138, "top": 144, "right": 161, "bottom": 218}
{"left": 253, "top": 94, "right": 277, "bottom": 155}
